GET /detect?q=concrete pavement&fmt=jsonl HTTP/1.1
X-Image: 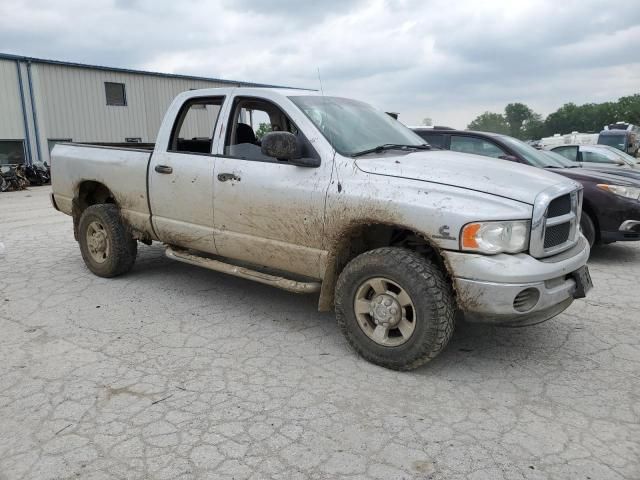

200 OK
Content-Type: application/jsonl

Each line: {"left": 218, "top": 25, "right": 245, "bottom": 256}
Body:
{"left": 0, "top": 186, "right": 638, "bottom": 479}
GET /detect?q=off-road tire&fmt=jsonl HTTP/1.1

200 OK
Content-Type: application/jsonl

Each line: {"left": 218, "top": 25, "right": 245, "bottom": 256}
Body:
{"left": 78, "top": 204, "right": 137, "bottom": 277}
{"left": 580, "top": 212, "right": 596, "bottom": 248}
{"left": 335, "top": 247, "right": 455, "bottom": 370}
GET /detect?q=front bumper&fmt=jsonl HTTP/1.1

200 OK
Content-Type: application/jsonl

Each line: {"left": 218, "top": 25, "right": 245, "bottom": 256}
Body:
{"left": 444, "top": 235, "right": 590, "bottom": 326}
{"left": 601, "top": 220, "right": 640, "bottom": 243}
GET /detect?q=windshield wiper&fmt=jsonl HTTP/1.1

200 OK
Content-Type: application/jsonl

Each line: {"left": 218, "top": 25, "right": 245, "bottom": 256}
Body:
{"left": 351, "top": 143, "right": 430, "bottom": 158}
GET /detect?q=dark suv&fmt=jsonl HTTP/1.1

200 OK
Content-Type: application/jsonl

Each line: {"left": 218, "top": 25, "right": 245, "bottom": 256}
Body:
{"left": 412, "top": 128, "right": 640, "bottom": 247}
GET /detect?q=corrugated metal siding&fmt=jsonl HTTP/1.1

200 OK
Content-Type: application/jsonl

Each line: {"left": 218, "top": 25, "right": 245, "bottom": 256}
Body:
{"left": 29, "top": 63, "right": 234, "bottom": 161}
{"left": 35, "top": 63, "right": 150, "bottom": 144}
{"left": 0, "top": 59, "right": 25, "bottom": 139}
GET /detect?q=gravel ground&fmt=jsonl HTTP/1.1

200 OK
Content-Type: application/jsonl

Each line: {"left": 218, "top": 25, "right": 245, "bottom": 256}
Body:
{"left": 1, "top": 186, "right": 639, "bottom": 480}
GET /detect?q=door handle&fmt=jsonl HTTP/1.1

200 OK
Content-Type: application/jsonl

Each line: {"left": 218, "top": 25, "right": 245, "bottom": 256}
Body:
{"left": 217, "top": 173, "right": 240, "bottom": 182}
{"left": 155, "top": 165, "right": 173, "bottom": 174}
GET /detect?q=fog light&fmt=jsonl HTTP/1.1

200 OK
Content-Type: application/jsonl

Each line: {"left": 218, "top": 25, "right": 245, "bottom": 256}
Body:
{"left": 513, "top": 288, "right": 540, "bottom": 312}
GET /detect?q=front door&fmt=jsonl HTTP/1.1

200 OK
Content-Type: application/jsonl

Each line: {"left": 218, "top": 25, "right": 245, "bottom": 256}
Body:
{"left": 212, "top": 95, "right": 332, "bottom": 279}
{"left": 149, "top": 96, "right": 225, "bottom": 254}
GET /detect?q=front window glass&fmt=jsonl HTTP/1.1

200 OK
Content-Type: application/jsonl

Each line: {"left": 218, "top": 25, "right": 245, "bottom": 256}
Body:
{"left": 598, "top": 133, "right": 626, "bottom": 150}
{"left": 414, "top": 132, "right": 445, "bottom": 148}
{"left": 450, "top": 136, "right": 506, "bottom": 158}
{"left": 288, "top": 96, "right": 424, "bottom": 156}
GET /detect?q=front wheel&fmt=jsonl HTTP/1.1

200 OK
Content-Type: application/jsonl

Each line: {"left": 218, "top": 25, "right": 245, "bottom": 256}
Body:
{"left": 335, "top": 247, "right": 456, "bottom": 370}
{"left": 78, "top": 204, "right": 137, "bottom": 277}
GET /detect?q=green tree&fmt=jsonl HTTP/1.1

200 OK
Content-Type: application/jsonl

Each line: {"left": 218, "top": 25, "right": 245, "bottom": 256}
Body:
{"left": 468, "top": 93, "right": 640, "bottom": 140}
{"left": 422, "top": 117, "right": 433, "bottom": 126}
{"left": 544, "top": 103, "right": 583, "bottom": 136}
{"left": 467, "top": 112, "right": 509, "bottom": 134}
{"left": 522, "top": 113, "right": 545, "bottom": 140}
{"left": 504, "top": 103, "right": 535, "bottom": 138}
{"left": 255, "top": 122, "right": 272, "bottom": 140}
{"left": 614, "top": 94, "right": 640, "bottom": 125}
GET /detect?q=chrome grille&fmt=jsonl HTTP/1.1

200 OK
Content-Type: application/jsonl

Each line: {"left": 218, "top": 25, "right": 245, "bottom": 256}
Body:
{"left": 547, "top": 194, "right": 571, "bottom": 217}
{"left": 530, "top": 184, "right": 583, "bottom": 258}
{"left": 544, "top": 222, "right": 571, "bottom": 248}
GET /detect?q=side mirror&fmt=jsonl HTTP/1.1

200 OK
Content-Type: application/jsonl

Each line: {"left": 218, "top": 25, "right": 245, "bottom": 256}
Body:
{"left": 261, "top": 131, "right": 301, "bottom": 161}
{"left": 260, "top": 131, "right": 320, "bottom": 168}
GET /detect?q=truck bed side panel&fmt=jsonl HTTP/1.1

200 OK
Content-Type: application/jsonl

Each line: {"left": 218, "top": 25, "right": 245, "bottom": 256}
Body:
{"left": 51, "top": 143, "right": 154, "bottom": 237}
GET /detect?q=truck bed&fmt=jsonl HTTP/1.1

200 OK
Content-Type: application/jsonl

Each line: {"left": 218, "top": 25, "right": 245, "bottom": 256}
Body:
{"left": 51, "top": 142, "right": 155, "bottom": 238}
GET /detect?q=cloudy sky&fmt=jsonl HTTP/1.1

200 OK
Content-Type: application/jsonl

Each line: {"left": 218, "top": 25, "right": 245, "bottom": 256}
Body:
{"left": 1, "top": 0, "right": 639, "bottom": 127}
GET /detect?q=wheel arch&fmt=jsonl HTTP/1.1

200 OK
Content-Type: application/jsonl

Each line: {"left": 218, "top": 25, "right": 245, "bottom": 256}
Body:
{"left": 318, "top": 222, "right": 454, "bottom": 311}
{"left": 72, "top": 180, "right": 117, "bottom": 240}
{"left": 581, "top": 198, "right": 600, "bottom": 243}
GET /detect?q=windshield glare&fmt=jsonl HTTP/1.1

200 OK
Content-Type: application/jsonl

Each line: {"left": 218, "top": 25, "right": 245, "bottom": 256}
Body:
{"left": 497, "top": 135, "right": 574, "bottom": 168}
{"left": 288, "top": 96, "right": 425, "bottom": 156}
{"left": 598, "top": 134, "right": 626, "bottom": 150}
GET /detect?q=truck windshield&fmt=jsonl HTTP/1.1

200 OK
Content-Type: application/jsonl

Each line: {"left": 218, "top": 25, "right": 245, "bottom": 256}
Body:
{"left": 497, "top": 135, "right": 575, "bottom": 168}
{"left": 289, "top": 96, "right": 425, "bottom": 156}
{"left": 598, "top": 133, "right": 626, "bottom": 150}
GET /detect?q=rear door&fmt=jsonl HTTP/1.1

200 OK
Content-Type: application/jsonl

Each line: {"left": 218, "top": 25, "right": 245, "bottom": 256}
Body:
{"left": 149, "top": 95, "right": 226, "bottom": 254}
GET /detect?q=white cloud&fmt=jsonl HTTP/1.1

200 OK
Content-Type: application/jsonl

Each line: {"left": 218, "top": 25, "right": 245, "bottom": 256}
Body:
{"left": 1, "top": 0, "right": 639, "bottom": 127}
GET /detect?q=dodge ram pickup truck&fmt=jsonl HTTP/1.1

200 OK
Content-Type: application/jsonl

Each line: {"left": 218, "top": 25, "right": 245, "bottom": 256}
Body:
{"left": 51, "top": 88, "right": 592, "bottom": 370}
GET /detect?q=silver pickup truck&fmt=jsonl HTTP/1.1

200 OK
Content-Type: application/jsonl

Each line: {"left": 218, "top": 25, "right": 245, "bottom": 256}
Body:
{"left": 51, "top": 87, "right": 592, "bottom": 370}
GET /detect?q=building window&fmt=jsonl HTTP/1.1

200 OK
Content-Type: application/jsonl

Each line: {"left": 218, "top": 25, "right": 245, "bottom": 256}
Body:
{"left": 105, "top": 82, "right": 127, "bottom": 106}
{"left": 0, "top": 140, "right": 26, "bottom": 165}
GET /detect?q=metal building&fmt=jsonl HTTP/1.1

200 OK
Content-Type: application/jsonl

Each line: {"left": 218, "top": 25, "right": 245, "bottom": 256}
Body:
{"left": 0, "top": 53, "right": 286, "bottom": 165}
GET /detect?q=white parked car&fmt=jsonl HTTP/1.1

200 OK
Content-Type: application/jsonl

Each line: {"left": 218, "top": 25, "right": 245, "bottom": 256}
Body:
{"left": 550, "top": 144, "right": 639, "bottom": 170}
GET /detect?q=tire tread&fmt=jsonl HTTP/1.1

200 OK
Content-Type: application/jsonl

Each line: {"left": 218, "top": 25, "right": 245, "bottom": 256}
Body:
{"left": 335, "top": 247, "right": 455, "bottom": 370}
{"left": 78, "top": 204, "right": 137, "bottom": 277}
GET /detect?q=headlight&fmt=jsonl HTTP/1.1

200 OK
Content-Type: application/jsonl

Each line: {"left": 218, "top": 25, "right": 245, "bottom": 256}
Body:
{"left": 461, "top": 220, "right": 530, "bottom": 254}
{"left": 597, "top": 184, "right": 640, "bottom": 200}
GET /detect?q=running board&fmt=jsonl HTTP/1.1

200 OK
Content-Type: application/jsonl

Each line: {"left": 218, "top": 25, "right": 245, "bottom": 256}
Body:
{"left": 165, "top": 246, "right": 321, "bottom": 294}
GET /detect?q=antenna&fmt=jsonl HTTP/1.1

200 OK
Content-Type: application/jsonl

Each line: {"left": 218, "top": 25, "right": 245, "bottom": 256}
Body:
{"left": 316, "top": 67, "right": 336, "bottom": 155}
{"left": 317, "top": 67, "right": 325, "bottom": 96}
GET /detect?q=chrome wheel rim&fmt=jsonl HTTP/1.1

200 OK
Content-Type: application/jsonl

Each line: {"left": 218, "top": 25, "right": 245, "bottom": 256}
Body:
{"left": 354, "top": 277, "right": 416, "bottom": 347}
{"left": 86, "top": 220, "right": 110, "bottom": 264}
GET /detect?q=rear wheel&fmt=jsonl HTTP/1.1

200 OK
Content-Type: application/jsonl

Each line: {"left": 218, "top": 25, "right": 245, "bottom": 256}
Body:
{"left": 580, "top": 212, "right": 596, "bottom": 248}
{"left": 335, "top": 247, "right": 455, "bottom": 371}
{"left": 78, "top": 204, "right": 137, "bottom": 277}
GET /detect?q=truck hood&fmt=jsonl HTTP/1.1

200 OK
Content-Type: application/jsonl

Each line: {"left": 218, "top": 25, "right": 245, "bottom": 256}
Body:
{"left": 355, "top": 150, "right": 574, "bottom": 204}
